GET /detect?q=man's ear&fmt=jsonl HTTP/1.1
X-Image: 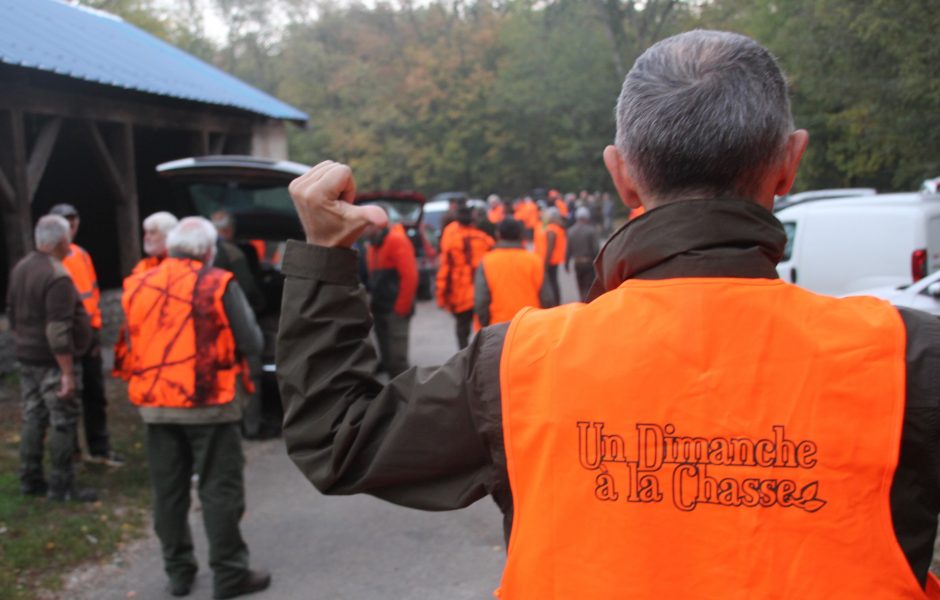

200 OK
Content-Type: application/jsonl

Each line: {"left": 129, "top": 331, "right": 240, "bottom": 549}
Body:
{"left": 603, "top": 145, "right": 643, "bottom": 209}
{"left": 773, "top": 129, "right": 809, "bottom": 197}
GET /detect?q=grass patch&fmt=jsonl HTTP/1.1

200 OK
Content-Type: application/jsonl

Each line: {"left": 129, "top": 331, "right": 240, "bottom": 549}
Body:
{"left": 0, "top": 377, "right": 151, "bottom": 600}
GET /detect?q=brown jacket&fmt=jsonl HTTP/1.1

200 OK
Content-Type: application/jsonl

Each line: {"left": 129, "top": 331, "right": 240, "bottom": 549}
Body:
{"left": 277, "top": 198, "right": 940, "bottom": 585}
{"left": 7, "top": 251, "right": 92, "bottom": 364}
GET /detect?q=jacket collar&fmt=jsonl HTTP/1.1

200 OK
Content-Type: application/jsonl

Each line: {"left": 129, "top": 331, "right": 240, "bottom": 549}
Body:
{"left": 588, "top": 198, "right": 786, "bottom": 301}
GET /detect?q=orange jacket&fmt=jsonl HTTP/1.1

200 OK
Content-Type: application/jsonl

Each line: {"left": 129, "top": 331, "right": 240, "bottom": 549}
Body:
{"left": 514, "top": 201, "right": 540, "bottom": 230}
{"left": 554, "top": 198, "right": 569, "bottom": 218}
{"left": 436, "top": 224, "right": 494, "bottom": 313}
{"left": 479, "top": 246, "right": 543, "bottom": 325}
{"left": 546, "top": 223, "right": 567, "bottom": 266}
{"left": 130, "top": 255, "right": 163, "bottom": 276}
{"left": 122, "top": 257, "right": 244, "bottom": 408}
{"left": 498, "top": 278, "right": 930, "bottom": 599}
{"left": 61, "top": 243, "right": 101, "bottom": 329}
{"left": 366, "top": 224, "right": 418, "bottom": 316}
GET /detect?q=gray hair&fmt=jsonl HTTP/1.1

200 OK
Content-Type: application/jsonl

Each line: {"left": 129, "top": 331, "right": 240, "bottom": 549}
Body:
{"left": 35, "top": 215, "right": 71, "bottom": 252}
{"left": 615, "top": 30, "right": 793, "bottom": 201}
{"left": 142, "top": 211, "right": 179, "bottom": 234}
{"left": 167, "top": 216, "right": 218, "bottom": 262}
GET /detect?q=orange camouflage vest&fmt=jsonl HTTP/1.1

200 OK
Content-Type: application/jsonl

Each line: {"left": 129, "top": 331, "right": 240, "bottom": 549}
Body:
{"left": 122, "top": 257, "right": 243, "bottom": 408}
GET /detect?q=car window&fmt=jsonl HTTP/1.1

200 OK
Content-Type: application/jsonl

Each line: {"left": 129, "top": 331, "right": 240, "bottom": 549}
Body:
{"left": 189, "top": 182, "right": 296, "bottom": 216}
{"left": 782, "top": 222, "right": 796, "bottom": 261}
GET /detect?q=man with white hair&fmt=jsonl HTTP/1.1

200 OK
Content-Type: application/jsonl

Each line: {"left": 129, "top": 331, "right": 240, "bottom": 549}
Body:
{"left": 133, "top": 211, "right": 179, "bottom": 274}
{"left": 278, "top": 30, "right": 940, "bottom": 597}
{"left": 7, "top": 215, "right": 95, "bottom": 501}
{"left": 122, "top": 217, "right": 270, "bottom": 598}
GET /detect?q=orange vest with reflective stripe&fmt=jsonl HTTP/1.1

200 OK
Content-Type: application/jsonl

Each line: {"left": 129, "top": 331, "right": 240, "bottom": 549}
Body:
{"left": 498, "top": 278, "right": 932, "bottom": 599}
{"left": 481, "top": 247, "right": 543, "bottom": 325}
{"left": 123, "top": 258, "right": 241, "bottom": 408}
{"left": 62, "top": 243, "right": 101, "bottom": 329}
{"left": 546, "top": 223, "right": 566, "bottom": 266}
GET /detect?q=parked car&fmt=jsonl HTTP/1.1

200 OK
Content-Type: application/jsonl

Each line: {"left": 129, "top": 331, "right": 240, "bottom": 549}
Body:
{"left": 847, "top": 268, "right": 940, "bottom": 316}
{"left": 773, "top": 188, "right": 876, "bottom": 212}
{"left": 775, "top": 191, "right": 940, "bottom": 296}
{"left": 921, "top": 176, "right": 940, "bottom": 194}
{"left": 355, "top": 190, "right": 437, "bottom": 300}
{"left": 156, "top": 155, "right": 312, "bottom": 432}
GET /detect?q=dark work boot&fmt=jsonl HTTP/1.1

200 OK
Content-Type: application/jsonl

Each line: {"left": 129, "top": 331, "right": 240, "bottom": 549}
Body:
{"left": 48, "top": 486, "right": 99, "bottom": 503}
{"left": 213, "top": 570, "right": 271, "bottom": 599}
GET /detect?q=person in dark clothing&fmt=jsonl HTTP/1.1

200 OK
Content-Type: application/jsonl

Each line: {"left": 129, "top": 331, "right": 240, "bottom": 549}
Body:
{"left": 565, "top": 206, "right": 601, "bottom": 301}
{"left": 8, "top": 215, "right": 96, "bottom": 501}
{"left": 211, "top": 210, "right": 269, "bottom": 440}
{"left": 276, "top": 31, "right": 940, "bottom": 596}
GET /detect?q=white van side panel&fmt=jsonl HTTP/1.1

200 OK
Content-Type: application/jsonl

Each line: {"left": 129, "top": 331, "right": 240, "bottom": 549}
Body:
{"left": 929, "top": 217, "right": 940, "bottom": 275}
{"left": 798, "top": 206, "right": 921, "bottom": 296}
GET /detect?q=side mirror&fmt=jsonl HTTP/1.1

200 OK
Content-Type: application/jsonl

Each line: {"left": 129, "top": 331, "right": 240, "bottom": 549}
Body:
{"left": 927, "top": 282, "right": 940, "bottom": 299}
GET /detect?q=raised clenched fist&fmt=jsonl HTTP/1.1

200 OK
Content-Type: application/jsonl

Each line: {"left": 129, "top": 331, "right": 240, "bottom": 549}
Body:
{"left": 288, "top": 161, "right": 389, "bottom": 248}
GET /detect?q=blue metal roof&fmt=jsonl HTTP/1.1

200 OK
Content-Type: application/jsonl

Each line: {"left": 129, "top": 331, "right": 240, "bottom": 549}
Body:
{"left": 0, "top": 0, "right": 308, "bottom": 122}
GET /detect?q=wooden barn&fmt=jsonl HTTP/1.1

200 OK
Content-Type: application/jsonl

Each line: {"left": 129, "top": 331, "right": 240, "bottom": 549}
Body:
{"left": 0, "top": 0, "right": 307, "bottom": 297}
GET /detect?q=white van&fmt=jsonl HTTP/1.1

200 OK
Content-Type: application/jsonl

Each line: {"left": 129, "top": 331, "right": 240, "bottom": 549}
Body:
{"left": 775, "top": 192, "right": 940, "bottom": 296}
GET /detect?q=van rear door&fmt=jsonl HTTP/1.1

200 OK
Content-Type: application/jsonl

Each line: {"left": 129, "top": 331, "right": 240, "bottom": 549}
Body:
{"left": 776, "top": 218, "right": 800, "bottom": 284}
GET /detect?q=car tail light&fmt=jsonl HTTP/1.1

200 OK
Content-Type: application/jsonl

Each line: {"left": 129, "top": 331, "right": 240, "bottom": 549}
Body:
{"left": 912, "top": 248, "right": 928, "bottom": 282}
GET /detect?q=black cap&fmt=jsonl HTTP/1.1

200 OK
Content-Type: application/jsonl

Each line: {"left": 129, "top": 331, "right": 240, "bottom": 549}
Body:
{"left": 49, "top": 203, "right": 79, "bottom": 218}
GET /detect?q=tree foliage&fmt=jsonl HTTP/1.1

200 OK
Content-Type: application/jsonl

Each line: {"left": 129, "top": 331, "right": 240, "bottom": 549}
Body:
{"left": 79, "top": 0, "right": 940, "bottom": 196}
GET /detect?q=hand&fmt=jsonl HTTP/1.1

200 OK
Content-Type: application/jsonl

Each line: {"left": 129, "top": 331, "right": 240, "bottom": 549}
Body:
{"left": 288, "top": 161, "right": 389, "bottom": 248}
{"left": 57, "top": 372, "right": 76, "bottom": 400}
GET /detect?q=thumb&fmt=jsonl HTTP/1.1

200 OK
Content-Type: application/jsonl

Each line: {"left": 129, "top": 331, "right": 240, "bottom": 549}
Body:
{"left": 355, "top": 204, "right": 390, "bottom": 229}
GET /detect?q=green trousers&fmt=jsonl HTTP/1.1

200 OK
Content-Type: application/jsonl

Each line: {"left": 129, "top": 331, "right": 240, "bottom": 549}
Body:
{"left": 19, "top": 363, "right": 82, "bottom": 494}
{"left": 145, "top": 422, "right": 250, "bottom": 595}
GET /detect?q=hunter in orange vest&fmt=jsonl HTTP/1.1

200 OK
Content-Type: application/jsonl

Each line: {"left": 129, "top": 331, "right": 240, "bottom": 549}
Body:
{"left": 124, "top": 216, "right": 270, "bottom": 597}
{"left": 114, "top": 212, "right": 180, "bottom": 380}
{"left": 435, "top": 204, "right": 494, "bottom": 348}
{"left": 49, "top": 203, "right": 120, "bottom": 466}
{"left": 474, "top": 218, "right": 550, "bottom": 326}
{"left": 276, "top": 32, "right": 940, "bottom": 599}
{"left": 487, "top": 195, "right": 505, "bottom": 224}
{"left": 542, "top": 209, "right": 567, "bottom": 307}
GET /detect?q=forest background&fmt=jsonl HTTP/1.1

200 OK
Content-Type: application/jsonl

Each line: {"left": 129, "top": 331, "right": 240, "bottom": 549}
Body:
{"left": 80, "top": 0, "right": 940, "bottom": 198}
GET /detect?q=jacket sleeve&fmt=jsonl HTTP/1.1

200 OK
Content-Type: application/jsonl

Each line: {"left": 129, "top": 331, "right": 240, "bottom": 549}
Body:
{"left": 474, "top": 263, "right": 491, "bottom": 327}
{"left": 276, "top": 240, "right": 505, "bottom": 511}
{"left": 392, "top": 235, "right": 418, "bottom": 316}
{"left": 222, "top": 281, "right": 263, "bottom": 356}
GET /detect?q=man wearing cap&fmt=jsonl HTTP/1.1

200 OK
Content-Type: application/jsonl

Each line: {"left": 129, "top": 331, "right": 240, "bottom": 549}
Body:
{"left": 565, "top": 206, "right": 600, "bottom": 301}
{"left": 9, "top": 215, "right": 96, "bottom": 501}
{"left": 49, "top": 203, "right": 122, "bottom": 467}
{"left": 277, "top": 30, "right": 940, "bottom": 598}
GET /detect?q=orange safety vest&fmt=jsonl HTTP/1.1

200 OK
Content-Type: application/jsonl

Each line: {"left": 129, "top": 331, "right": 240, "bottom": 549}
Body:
{"left": 554, "top": 198, "right": 569, "bottom": 218}
{"left": 481, "top": 247, "right": 543, "bottom": 325}
{"left": 546, "top": 223, "right": 566, "bottom": 266}
{"left": 123, "top": 257, "right": 244, "bottom": 408}
{"left": 61, "top": 243, "right": 101, "bottom": 329}
{"left": 498, "top": 278, "right": 934, "bottom": 599}
{"left": 488, "top": 204, "right": 505, "bottom": 224}
{"left": 112, "top": 255, "right": 166, "bottom": 379}
{"left": 436, "top": 224, "right": 494, "bottom": 313}
{"left": 532, "top": 223, "right": 547, "bottom": 263}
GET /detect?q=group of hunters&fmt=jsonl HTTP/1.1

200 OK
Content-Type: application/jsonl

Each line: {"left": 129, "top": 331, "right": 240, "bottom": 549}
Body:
{"left": 8, "top": 28, "right": 940, "bottom": 599}
{"left": 362, "top": 189, "right": 612, "bottom": 377}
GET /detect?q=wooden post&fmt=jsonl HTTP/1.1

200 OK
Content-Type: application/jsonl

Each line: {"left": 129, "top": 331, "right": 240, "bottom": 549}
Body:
{"left": 27, "top": 116, "right": 62, "bottom": 201}
{"left": 0, "top": 109, "right": 34, "bottom": 266}
{"left": 83, "top": 119, "right": 141, "bottom": 276}
{"left": 192, "top": 129, "right": 209, "bottom": 155}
